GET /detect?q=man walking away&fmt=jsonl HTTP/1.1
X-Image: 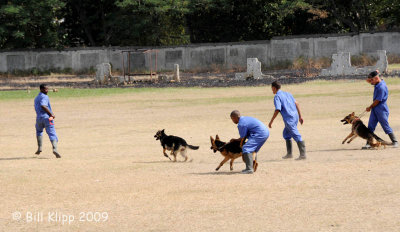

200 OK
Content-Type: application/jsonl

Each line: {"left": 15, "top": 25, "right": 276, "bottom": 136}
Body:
{"left": 268, "top": 81, "right": 306, "bottom": 160}
{"left": 34, "top": 84, "right": 61, "bottom": 158}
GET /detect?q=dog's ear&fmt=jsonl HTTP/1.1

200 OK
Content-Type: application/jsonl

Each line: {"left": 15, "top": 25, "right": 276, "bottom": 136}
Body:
{"left": 210, "top": 136, "right": 214, "bottom": 142}
{"left": 351, "top": 112, "right": 355, "bottom": 116}
{"left": 161, "top": 129, "right": 165, "bottom": 133}
{"left": 216, "top": 134, "right": 220, "bottom": 140}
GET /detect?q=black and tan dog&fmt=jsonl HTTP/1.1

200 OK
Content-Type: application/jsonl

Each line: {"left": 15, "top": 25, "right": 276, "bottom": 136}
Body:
{"left": 154, "top": 129, "right": 199, "bottom": 162}
{"left": 210, "top": 135, "right": 258, "bottom": 172}
{"left": 341, "top": 112, "right": 391, "bottom": 149}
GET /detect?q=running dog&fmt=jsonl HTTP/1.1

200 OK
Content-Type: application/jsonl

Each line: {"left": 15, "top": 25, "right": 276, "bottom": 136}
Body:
{"left": 154, "top": 129, "right": 199, "bottom": 162}
{"left": 341, "top": 112, "right": 391, "bottom": 149}
{"left": 210, "top": 135, "right": 258, "bottom": 171}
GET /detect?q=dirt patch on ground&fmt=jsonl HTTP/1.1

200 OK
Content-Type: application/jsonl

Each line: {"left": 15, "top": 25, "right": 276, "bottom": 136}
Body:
{"left": 1, "top": 80, "right": 400, "bottom": 231}
{"left": 0, "top": 72, "right": 372, "bottom": 90}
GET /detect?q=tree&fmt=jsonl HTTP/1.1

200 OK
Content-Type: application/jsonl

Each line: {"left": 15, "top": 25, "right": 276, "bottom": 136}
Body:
{"left": 1, "top": 0, "right": 400, "bottom": 49}
{"left": 115, "top": 0, "right": 190, "bottom": 46}
{"left": 375, "top": 0, "right": 400, "bottom": 30}
{"left": 306, "top": 0, "right": 382, "bottom": 32}
{"left": 186, "top": 0, "right": 317, "bottom": 43}
{"left": 0, "top": 0, "right": 65, "bottom": 49}
{"left": 61, "top": 0, "right": 123, "bottom": 46}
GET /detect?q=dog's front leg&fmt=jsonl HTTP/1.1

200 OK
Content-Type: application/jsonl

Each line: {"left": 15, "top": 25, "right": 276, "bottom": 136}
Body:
{"left": 216, "top": 157, "right": 230, "bottom": 171}
{"left": 347, "top": 134, "right": 358, "bottom": 144}
{"left": 163, "top": 148, "right": 171, "bottom": 160}
{"left": 342, "top": 132, "right": 354, "bottom": 144}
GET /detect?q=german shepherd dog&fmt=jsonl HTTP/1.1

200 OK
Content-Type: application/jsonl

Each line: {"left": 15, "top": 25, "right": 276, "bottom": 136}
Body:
{"left": 341, "top": 112, "right": 391, "bottom": 149}
{"left": 210, "top": 135, "right": 258, "bottom": 172}
{"left": 154, "top": 129, "right": 199, "bottom": 162}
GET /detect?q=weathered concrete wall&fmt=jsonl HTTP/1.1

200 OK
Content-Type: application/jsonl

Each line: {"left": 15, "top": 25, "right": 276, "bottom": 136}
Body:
{"left": 320, "top": 50, "right": 388, "bottom": 76}
{"left": 1, "top": 32, "right": 400, "bottom": 73}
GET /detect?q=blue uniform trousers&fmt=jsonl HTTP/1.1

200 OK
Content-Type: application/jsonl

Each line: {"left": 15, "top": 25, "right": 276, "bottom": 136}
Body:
{"left": 36, "top": 117, "right": 58, "bottom": 141}
{"left": 283, "top": 120, "right": 302, "bottom": 142}
{"left": 368, "top": 106, "right": 393, "bottom": 134}
{"left": 242, "top": 136, "right": 269, "bottom": 154}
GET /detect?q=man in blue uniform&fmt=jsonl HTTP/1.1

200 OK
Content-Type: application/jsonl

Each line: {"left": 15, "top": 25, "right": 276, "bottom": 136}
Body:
{"left": 34, "top": 84, "right": 61, "bottom": 158}
{"left": 230, "top": 110, "right": 269, "bottom": 174}
{"left": 268, "top": 81, "right": 306, "bottom": 160}
{"left": 363, "top": 70, "right": 398, "bottom": 149}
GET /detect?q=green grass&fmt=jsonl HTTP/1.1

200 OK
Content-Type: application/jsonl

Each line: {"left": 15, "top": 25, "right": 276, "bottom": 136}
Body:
{"left": 388, "top": 63, "right": 400, "bottom": 71}
{"left": 309, "top": 77, "right": 400, "bottom": 85}
{"left": 0, "top": 88, "right": 181, "bottom": 101}
{"left": 1, "top": 78, "right": 399, "bottom": 101}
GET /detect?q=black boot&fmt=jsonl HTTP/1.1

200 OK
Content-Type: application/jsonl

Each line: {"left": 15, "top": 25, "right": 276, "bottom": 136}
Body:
{"left": 388, "top": 133, "right": 398, "bottom": 148}
{"left": 51, "top": 140, "right": 61, "bottom": 158}
{"left": 295, "top": 141, "right": 306, "bottom": 160}
{"left": 282, "top": 140, "right": 293, "bottom": 159}
{"left": 35, "top": 136, "right": 43, "bottom": 155}
{"left": 241, "top": 153, "right": 253, "bottom": 174}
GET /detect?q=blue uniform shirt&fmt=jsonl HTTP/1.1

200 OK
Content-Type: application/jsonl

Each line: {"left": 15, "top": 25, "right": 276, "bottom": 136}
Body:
{"left": 34, "top": 92, "right": 52, "bottom": 119}
{"left": 238, "top": 116, "right": 269, "bottom": 139}
{"left": 373, "top": 79, "right": 389, "bottom": 111}
{"left": 274, "top": 90, "right": 298, "bottom": 123}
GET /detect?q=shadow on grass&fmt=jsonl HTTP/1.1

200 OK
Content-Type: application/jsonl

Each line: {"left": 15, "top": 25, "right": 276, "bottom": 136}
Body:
{"left": 0, "top": 156, "right": 50, "bottom": 161}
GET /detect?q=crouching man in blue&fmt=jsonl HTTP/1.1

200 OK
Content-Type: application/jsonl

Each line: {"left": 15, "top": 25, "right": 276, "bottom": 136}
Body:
{"left": 230, "top": 110, "right": 269, "bottom": 174}
{"left": 363, "top": 70, "right": 398, "bottom": 149}
{"left": 34, "top": 84, "right": 61, "bottom": 158}
{"left": 268, "top": 81, "right": 306, "bottom": 160}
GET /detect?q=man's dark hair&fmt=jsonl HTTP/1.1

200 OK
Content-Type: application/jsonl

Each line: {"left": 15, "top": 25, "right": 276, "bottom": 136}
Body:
{"left": 271, "top": 81, "right": 281, "bottom": 89}
{"left": 368, "top": 70, "right": 379, "bottom": 79}
{"left": 230, "top": 110, "right": 240, "bottom": 117}
{"left": 39, "top": 84, "right": 47, "bottom": 90}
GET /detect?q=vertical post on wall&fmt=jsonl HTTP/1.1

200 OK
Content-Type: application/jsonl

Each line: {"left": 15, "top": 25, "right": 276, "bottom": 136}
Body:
{"left": 155, "top": 51, "right": 158, "bottom": 78}
{"left": 128, "top": 51, "right": 131, "bottom": 82}
{"left": 149, "top": 50, "right": 153, "bottom": 80}
{"left": 122, "top": 52, "right": 125, "bottom": 82}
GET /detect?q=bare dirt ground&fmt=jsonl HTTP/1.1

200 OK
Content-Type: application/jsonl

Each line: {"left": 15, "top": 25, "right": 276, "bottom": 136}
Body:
{"left": 1, "top": 80, "right": 400, "bottom": 231}
{"left": 0, "top": 72, "right": 371, "bottom": 90}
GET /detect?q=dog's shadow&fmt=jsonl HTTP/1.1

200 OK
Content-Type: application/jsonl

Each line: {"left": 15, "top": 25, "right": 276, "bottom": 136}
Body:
{"left": 132, "top": 160, "right": 193, "bottom": 164}
{"left": 132, "top": 161, "right": 173, "bottom": 164}
{"left": 0, "top": 156, "right": 50, "bottom": 161}
{"left": 308, "top": 148, "right": 361, "bottom": 153}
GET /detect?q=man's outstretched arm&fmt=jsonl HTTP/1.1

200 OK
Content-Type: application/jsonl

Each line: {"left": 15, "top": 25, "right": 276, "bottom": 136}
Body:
{"left": 295, "top": 101, "right": 303, "bottom": 125}
{"left": 268, "top": 110, "right": 280, "bottom": 128}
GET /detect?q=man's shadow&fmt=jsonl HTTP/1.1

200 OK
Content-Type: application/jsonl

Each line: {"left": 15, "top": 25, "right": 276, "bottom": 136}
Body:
{"left": 0, "top": 156, "right": 50, "bottom": 161}
{"left": 190, "top": 171, "right": 242, "bottom": 176}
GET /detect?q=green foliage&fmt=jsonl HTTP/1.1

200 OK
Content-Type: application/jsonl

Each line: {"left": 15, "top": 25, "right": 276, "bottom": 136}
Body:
{"left": 187, "top": 0, "right": 285, "bottom": 42}
{"left": 0, "top": 0, "right": 400, "bottom": 48}
{"left": 0, "top": 0, "right": 65, "bottom": 49}
{"left": 115, "top": 0, "right": 190, "bottom": 46}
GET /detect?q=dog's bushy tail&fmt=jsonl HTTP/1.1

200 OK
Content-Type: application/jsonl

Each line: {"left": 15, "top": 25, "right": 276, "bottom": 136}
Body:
{"left": 373, "top": 134, "right": 392, "bottom": 145}
{"left": 187, "top": 145, "right": 199, "bottom": 150}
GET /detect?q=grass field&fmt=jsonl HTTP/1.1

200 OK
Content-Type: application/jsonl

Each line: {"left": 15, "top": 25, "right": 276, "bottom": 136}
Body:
{"left": 388, "top": 63, "right": 400, "bottom": 71}
{"left": 1, "top": 79, "right": 400, "bottom": 231}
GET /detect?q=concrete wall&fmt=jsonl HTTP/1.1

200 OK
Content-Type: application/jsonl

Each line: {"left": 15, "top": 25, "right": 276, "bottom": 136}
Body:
{"left": 1, "top": 32, "right": 400, "bottom": 73}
